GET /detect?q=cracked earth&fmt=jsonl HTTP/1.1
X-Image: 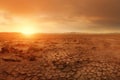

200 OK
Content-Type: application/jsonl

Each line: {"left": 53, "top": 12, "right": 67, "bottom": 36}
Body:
{"left": 0, "top": 34, "right": 120, "bottom": 80}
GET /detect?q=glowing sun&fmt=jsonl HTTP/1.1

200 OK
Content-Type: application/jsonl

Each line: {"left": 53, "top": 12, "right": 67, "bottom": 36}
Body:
{"left": 22, "top": 28, "right": 34, "bottom": 35}
{"left": 20, "top": 26, "right": 36, "bottom": 35}
{"left": 16, "top": 19, "right": 38, "bottom": 36}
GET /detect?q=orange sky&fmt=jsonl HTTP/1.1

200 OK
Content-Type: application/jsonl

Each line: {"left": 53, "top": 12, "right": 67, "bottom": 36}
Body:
{"left": 0, "top": 0, "right": 120, "bottom": 33}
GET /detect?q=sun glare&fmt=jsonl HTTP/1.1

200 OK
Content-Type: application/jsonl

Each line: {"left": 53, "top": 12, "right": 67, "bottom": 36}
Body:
{"left": 16, "top": 20, "right": 38, "bottom": 36}
{"left": 20, "top": 27, "right": 36, "bottom": 36}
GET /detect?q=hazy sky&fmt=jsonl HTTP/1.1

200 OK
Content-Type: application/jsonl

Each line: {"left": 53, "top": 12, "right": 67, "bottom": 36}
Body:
{"left": 0, "top": 0, "right": 120, "bottom": 33}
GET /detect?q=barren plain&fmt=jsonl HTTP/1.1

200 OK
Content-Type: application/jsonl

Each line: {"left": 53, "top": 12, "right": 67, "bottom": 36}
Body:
{"left": 0, "top": 33, "right": 120, "bottom": 80}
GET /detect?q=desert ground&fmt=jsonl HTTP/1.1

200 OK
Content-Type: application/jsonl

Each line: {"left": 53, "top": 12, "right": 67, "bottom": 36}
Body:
{"left": 0, "top": 33, "right": 120, "bottom": 80}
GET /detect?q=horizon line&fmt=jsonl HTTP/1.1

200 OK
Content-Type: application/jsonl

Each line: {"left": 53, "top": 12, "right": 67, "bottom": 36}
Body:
{"left": 0, "top": 32, "right": 119, "bottom": 34}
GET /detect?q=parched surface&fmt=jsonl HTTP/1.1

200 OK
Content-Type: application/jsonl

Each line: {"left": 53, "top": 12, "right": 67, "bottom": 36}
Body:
{"left": 0, "top": 34, "right": 120, "bottom": 80}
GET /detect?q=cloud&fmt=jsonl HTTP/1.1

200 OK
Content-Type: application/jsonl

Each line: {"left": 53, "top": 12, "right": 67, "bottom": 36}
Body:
{"left": 0, "top": 0, "right": 120, "bottom": 33}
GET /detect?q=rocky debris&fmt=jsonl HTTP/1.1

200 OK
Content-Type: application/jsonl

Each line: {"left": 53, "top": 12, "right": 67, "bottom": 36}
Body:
{"left": 2, "top": 56, "right": 21, "bottom": 62}
{"left": 0, "top": 46, "right": 9, "bottom": 53}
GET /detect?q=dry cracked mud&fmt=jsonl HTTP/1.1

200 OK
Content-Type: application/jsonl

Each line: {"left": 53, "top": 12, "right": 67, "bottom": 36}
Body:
{"left": 0, "top": 34, "right": 120, "bottom": 80}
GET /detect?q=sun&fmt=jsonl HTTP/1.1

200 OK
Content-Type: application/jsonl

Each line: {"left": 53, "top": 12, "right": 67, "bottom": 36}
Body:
{"left": 21, "top": 28, "right": 35, "bottom": 35}
{"left": 20, "top": 26, "right": 36, "bottom": 36}
{"left": 16, "top": 19, "right": 38, "bottom": 36}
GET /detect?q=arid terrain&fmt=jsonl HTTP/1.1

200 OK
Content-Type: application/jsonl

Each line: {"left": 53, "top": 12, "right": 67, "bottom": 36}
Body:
{"left": 0, "top": 33, "right": 120, "bottom": 80}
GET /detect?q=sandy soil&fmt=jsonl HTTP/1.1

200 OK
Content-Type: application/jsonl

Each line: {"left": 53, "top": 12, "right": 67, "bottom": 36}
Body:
{"left": 0, "top": 33, "right": 120, "bottom": 80}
